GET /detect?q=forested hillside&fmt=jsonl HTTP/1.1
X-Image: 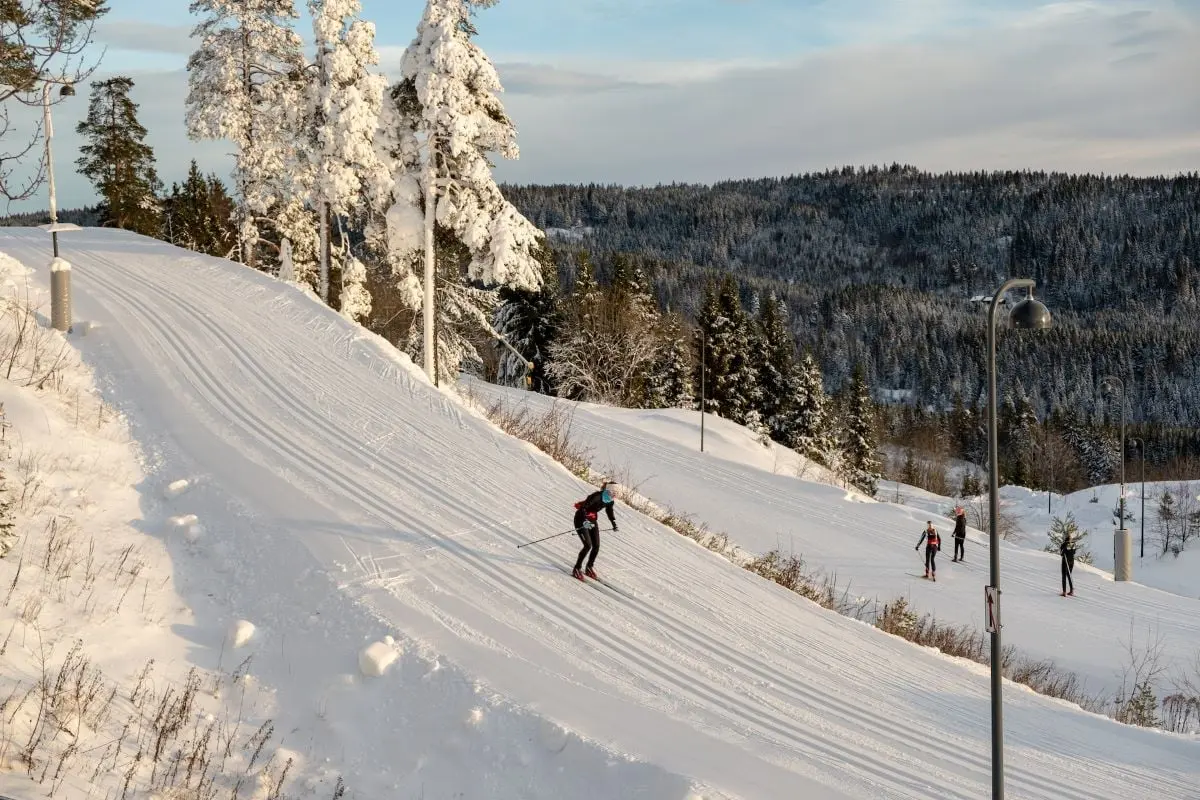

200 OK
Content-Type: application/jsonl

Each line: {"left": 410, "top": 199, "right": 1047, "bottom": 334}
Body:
{"left": 504, "top": 167, "right": 1200, "bottom": 428}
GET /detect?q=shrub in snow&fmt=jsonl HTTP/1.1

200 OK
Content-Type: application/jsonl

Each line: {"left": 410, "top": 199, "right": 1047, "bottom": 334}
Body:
{"left": 358, "top": 640, "right": 398, "bottom": 677}
{"left": 0, "top": 467, "right": 14, "bottom": 557}
{"left": 228, "top": 619, "right": 257, "bottom": 648}
{"left": 163, "top": 478, "right": 190, "bottom": 498}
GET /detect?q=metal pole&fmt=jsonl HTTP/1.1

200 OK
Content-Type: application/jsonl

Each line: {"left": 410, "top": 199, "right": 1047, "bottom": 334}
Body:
{"left": 1132, "top": 438, "right": 1145, "bottom": 558}
{"left": 1103, "top": 377, "right": 1126, "bottom": 528}
{"left": 700, "top": 335, "right": 706, "bottom": 452}
{"left": 987, "top": 278, "right": 1033, "bottom": 800}
{"left": 42, "top": 83, "right": 60, "bottom": 258}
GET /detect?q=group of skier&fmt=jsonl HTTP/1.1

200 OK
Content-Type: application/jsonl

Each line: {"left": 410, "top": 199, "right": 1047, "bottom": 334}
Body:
{"left": 914, "top": 505, "right": 1079, "bottom": 595}
{"left": 563, "top": 484, "right": 1079, "bottom": 596}
{"left": 914, "top": 506, "right": 968, "bottom": 581}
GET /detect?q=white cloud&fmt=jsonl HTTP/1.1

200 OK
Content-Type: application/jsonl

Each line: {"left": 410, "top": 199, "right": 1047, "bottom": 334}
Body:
{"left": 4, "top": 0, "right": 1196, "bottom": 213}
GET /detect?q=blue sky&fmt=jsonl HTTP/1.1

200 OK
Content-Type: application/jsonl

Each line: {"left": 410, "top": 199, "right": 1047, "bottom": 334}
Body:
{"left": 6, "top": 0, "right": 1200, "bottom": 212}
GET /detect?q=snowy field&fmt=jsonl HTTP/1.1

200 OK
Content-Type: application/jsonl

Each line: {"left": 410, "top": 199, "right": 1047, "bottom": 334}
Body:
{"left": 0, "top": 228, "right": 1197, "bottom": 799}
{"left": 467, "top": 380, "right": 1200, "bottom": 706}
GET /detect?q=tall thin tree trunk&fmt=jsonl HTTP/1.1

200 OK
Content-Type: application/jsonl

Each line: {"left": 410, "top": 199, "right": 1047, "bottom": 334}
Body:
{"left": 319, "top": 202, "right": 330, "bottom": 302}
{"left": 423, "top": 141, "right": 436, "bottom": 382}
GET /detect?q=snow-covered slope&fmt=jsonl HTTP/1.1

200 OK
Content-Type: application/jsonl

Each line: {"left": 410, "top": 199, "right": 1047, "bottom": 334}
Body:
{"left": 465, "top": 382, "right": 1200, "bottom": 705}
{"left": 1, "top": 228, "right": 1197, "bottom": 799}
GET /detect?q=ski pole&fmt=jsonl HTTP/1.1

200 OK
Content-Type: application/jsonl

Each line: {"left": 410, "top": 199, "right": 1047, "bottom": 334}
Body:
{"left": 516, "top": 528, "right": 580, "bottom": 549}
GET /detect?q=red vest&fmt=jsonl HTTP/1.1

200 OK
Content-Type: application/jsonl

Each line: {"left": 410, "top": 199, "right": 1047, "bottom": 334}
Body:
{"left": 927, "top": 531, "right": 940, "bottom": 548}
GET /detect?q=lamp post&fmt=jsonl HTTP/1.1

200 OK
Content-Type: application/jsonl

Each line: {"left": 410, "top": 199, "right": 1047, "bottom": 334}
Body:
{"left": 1101, "top": 376, "right": 1132, "bottom": 580}
{"left": 1130, "top": 437, "right": 1145, "bottom": 558}
{"left": 699, "top": 334, "right": 707, "bottom": 452}
{"left": 41, "top": 80, "right": 76, "bottom": 332}
{"left": 1101, "top": 376, "right": 1127, "bottom": 527}
{"left": 986, "top": 279, "right": 1051, "bottom": 800}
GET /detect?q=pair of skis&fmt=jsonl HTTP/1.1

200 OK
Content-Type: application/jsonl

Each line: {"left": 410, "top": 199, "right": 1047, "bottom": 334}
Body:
{"left": 560, "top": 566, "right": 632, "bottom": 600}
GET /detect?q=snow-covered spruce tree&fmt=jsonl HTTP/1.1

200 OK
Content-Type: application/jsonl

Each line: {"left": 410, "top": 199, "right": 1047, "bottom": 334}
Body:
{"left": 839, "top": 363, "right": 881, "bottom": 495}
{"left": 74, "top": 76, "right": 162, "bottom": 236}
{"left": 695, "top": 275, "right": 760, "bottom": 425}
{"left": 306, "top": 0, "right": 387, "bottom": 318}
{"left": 186, "top": 0, "right": 309, "bottom": 274}
{"left": 493, "top": 250, "right": 561, "bottom": 393}
{"left": 375, "top": 0, "right": 545, "bottom": 381}
{"left": 644, "top": 313, "right": 695, "bottom": 409}
{"left": 755, "top": 293, "right": 799, "bottom": 442}
{"left": 791, "top": 351, "right": 836, "bottom": 465}
{"left": 547, "top": 252, "right": 625, "bottom": 403}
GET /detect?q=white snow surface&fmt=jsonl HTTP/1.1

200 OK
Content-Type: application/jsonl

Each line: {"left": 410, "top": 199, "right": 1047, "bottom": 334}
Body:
{"left": 466, "top": 379, "right": 1200, "bottom": 707}
{"left": 0, "top": 228, "right": 1196, "bottom": 799}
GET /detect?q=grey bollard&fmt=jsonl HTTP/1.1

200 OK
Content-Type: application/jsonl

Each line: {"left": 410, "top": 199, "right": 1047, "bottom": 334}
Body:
{"left": 1113, "top": 528, "right": 1132, "bottom": 581}
{"left": 50, "top": 257, "right": 71, "bottom": 332}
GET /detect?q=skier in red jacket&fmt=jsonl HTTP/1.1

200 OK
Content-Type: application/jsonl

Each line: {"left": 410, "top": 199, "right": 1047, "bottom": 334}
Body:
{"left": 916, "top": 521, "right": 941, "bottom": 581}
{"left": 572, "top": 482, "right": 617, "bottom": 580}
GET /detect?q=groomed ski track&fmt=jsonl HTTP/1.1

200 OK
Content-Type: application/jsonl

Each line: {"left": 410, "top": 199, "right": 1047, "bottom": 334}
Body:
{"left": 463, "top": 380, "right": 1200, "bottom": 700}
{"left": 3, "top": 229, "right": 1196, "bottom": 800}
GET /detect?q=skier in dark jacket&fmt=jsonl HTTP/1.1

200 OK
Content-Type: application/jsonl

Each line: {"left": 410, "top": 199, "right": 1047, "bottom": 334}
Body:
{"left": 1060, "top": 530, "right": 1076, "bottom": 596}
{"left": 572, "top": 481, "right": 617, "bottom": 580}
{"left": 915, "top": 521, "right": 941, "bottom": 581}
{"left": 951, "top": 505, "right": 967, "bottom": 562}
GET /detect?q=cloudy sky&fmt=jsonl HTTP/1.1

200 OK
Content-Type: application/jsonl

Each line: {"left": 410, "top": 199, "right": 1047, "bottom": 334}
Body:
{"left": 7, "top": 0, "right": 1200, "bottom": 212}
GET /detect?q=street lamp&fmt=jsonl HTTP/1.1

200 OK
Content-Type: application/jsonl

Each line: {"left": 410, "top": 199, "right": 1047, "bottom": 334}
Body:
{"left": 38, "top": 80, "right": 79, "bottom": 333}
{"left": 1101, "top": 375, "right": 1131, "bottom": 581}
{"left": 986, "top": 279, "right": 1051, "bottom": 800}
{"left": 1101, "top": 376, "right": 1127, "bottom": 526}
{"left": 699, "top": 333, "right": 707, "bottom": 452}
{"left": 1130, "top": 437, "right": 1145, "bottom": 558}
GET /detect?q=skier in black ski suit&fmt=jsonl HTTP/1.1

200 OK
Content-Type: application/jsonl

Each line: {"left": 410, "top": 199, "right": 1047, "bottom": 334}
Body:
{"left": 572, "top": 482, "right": 617, "bottom": 580}
{"left": 916, "top": 521, "right": 941, "bottom": 580}
{"left": 951, "top": 506, "right": 967, "bottom": 562}
{"left": 1060, "top": 530, "right": 1076, "bottom": 596}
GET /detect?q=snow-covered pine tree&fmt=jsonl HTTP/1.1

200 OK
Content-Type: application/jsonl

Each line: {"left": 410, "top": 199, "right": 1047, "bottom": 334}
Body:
{"left": 695, "top": 275, "right": 759, "bottom": 425}
{"left": 306, "top": 0, "right": 388, "bottom": 315}
{"left": 840, "top": 363, "right": 881, "bottom": 495}
{"left": 546, "top": 252, "right": 619, "bottom": 402}
{"left": 74, "top": 76, "right": 162, "bottom": 236}
{"left": 375, "top": 0, "right": 546, "bottom": 380}
{"left": 644, "top": 313, "right": 695, "bottom": 409}
{"left": 186, "top": 0, "right": 309, "bottom": 273}
{"left": 755, "top": 293, "right": 798, "bottom": 442}
{"left": 493, "top": 250, "right": 561, "bottom": 393}
{"left": 790, "top": 351, "right": 835, "bottom": 464}
{"left": 604, "top": 253, "right": 662, "bottom": 404}
{"left": 609, "top": 254, "right": 656, "bottom": 322}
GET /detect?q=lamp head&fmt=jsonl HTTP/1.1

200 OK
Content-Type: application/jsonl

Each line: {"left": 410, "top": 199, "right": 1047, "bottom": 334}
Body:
{"left": 1009, "top": 290, "right": 1051, "bottom": 330}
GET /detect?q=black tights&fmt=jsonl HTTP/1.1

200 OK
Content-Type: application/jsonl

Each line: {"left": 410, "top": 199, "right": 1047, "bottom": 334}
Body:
{"left": 953, "top": 538, "right": 964, "bottom": 560}
{"left": 1062, "top": 558, "right": 1074, "bottom": 593}
{"left": 925, "top": 546, "right": 937, "bottom": 574}
{"left": 573, "top": 513, "right": 599, "bottom": 571}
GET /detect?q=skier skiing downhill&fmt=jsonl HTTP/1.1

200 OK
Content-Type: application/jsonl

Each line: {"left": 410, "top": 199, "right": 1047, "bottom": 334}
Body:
{"left": 916, "top": 521, "right": 941, "bottom": 580}
{"left": 951, "top": 505, "right": 967, "bottom": 562}
{"left": 1060, "top": 529, "right": 1076, "bottom": 596}
{"left": 572, "top": 481, "right": 618, "bottom": 581}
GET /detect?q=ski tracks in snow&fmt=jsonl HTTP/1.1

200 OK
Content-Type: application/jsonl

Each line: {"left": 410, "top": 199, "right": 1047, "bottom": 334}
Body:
{"left": 7, "top": 232, "right": 1195, "bottom": 800}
